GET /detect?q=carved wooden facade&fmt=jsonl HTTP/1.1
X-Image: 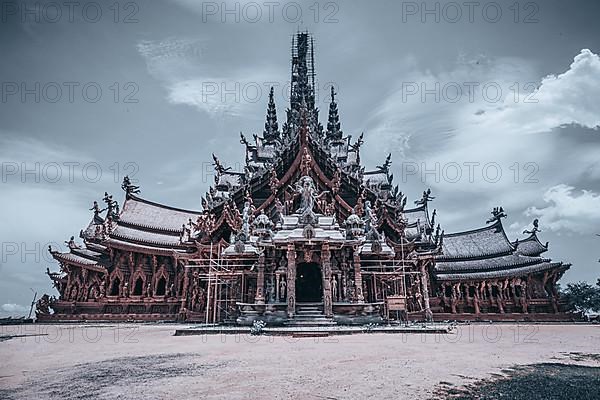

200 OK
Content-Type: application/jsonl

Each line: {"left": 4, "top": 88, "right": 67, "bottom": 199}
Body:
{"left": 39, "top": 32, "right": 572, "bottom": 323}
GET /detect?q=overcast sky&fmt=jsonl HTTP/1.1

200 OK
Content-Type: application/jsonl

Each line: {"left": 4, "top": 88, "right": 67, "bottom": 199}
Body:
{"left": 1, "top": 0, "right": 599, "bottom": 316}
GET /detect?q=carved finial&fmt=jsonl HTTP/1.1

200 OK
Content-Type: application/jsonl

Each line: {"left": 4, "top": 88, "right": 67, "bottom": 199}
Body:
{"left": 263, "top": 86, "right": 280, "bottom": 141}
{"left": 239, "top": 132, "right": 250, "bottom": 146}
{"left": 212, "top": 154, "right": 233, "bottom": 176}
{"left": 377, "top": 153, "right": 392, "bottom": 173}
{"left": 102, "top": 192, "right": 119, "bottom": 221}
{"left": 121, "top": 175, "right": 140, "bottom": 195}
{"left": 350, "top": 132, "right": 364, "bottom": 152}
{"left": 415, "top": 188, "right": 435, "bottom": 206}
{"left": 486, "top": 206, "right": 507, "bottom": 224}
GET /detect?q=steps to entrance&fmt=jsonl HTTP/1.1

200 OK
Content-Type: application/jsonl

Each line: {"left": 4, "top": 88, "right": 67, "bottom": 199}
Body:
{"left": 284, "top": 303, "right": 337, "bottom": 327}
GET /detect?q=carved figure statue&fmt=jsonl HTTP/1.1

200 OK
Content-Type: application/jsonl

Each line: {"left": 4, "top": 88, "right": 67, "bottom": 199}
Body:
{"left": 279, "top": 278, "right": 287, "bottom": 300}
{"left": 332, "top": 275, "right": 339, "bottom": 301}
{"left": 241, "top": 201, "right": 251, "bottom": 239}
{"left": 89, "top": 201, "right": 105, "bottom": 224}
{"left": 292, "top": 175, "right": 328, "bottom": 225}
{"left": 363, "top": 201, "right": 380, "bottom": 241}
{"left": 294, "top": 176, "right": 317, "bottom": 214}
{"left": 523, "top": 218, "right": 541, "bottom": 234}
{"left": 273, "top": 198, "right": 285, "bottom": 227}
{"left": 65, "top": 236, "right": 80, "bottom": 250}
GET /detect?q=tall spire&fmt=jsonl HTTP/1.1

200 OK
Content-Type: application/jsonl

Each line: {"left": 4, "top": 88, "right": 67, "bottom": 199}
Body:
{"left": 263, "top": 86, "right": 279, "bottom": 142}
{"left": 286, "top": 32, "right": 322, "bottom": 140}
{"left": 326, "top": 86, "right": 342, "bottom": 141}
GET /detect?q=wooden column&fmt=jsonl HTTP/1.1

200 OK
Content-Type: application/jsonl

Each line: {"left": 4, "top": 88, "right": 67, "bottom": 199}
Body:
{"left": 322, "top": 243, "right": 333, "bottom": 317}
{"left": 180, "top": 268, "right": 189, "bottom": 310}
{"left": 353, "top": 252, "right": 365, "bottom": 303}
{"left": 286, "top": 244, "right": 296, "bottom": 317}
{"left": 420, "top": 260, "right": 433, "bottom": 321}
{"left": 255, "top": 254, "right": 265, "bottom": 304}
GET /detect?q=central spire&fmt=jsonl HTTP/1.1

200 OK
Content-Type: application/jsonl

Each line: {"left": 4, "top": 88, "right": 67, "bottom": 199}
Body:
{"left": 284, "top": 32, "right": 321, "bottom": 140}
{"left": 290, "top": 32, "right": 315, "bottom": 111}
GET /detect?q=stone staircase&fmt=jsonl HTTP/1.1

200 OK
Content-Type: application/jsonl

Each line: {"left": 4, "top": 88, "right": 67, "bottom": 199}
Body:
{"left": 284, "top": 303, "right": 337, "bottom": 327}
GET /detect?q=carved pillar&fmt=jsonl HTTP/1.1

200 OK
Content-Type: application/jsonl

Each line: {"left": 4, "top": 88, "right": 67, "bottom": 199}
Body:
{"left": 420, "top": 260, "right": 433, "bottom": 321}
{"left": 353, "top": 252, "right": 365, "bottom": 303}
{"left": 322, "top": 243, "right": 333, "bottom": 317}
{"left": 286, "top": 244, "right": 296, "bottom": 317}
{"left": 473, "top": 284, "right": 481, "bottom": 314}
{"left": 275, "top": 273, "right": 280, "bottom": 301}
{"left": 255, "top": 254, "right": 265, "bottom": 304}
{"left": 180, "top": 269, "right": 190, "bottom": 311}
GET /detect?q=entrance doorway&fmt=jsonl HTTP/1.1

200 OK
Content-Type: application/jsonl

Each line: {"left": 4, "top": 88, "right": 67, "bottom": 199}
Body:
{"left": 296, "top": 262, "right": 322, "bottom": 302}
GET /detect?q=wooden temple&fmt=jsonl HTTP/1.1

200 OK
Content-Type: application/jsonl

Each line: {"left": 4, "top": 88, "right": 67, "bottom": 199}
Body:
{"left": 37, "top": 32, "right": 574, "bottom": 324}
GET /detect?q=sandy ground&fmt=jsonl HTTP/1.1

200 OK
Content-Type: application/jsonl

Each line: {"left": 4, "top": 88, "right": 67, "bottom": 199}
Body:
{"left": 0, "top": 323, "right": 599, "bottom": 399}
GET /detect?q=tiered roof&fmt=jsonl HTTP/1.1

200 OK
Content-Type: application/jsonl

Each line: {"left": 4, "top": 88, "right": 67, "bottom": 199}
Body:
{"left": 434, "top": 217, "right": 569, "bottom": 282}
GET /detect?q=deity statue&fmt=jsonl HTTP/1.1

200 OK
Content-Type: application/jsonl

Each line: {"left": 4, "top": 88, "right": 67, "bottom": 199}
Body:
{"left": 332, "top": 275, "right": 339, "bottom": 301}
{"left": 273, "top": 198, "right": 285, "bottom": 227}
{"left": 279, "top": 279, "right": 287, "bottom": 301}
{"left": 292, "top": 176, "right": 327, "bottom": 224}
{"left": 300, "top": 147, "right": 312, "bottom": 175}
{"left": 363, "top": 201, "right": 380, "bottom": 241}
{"left": 241, "top": 201, "right": 252, "bottom": 240}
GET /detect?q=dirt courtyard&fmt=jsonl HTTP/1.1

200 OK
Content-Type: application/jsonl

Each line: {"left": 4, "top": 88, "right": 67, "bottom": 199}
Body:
{"left": 1, "top": 323, "right": 599, "bottom": 399}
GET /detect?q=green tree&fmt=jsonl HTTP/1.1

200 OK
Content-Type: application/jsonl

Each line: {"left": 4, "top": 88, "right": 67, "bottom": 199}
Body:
{"left": 561, "top": 281, "right": 600, "bottom": 313}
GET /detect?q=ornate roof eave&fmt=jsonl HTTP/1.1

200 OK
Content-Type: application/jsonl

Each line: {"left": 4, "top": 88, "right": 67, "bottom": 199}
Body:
{"left": 435, "top": 261, "right": 569, "bottom": 282}
{"left": 50, "top": 251, "right": 108, "bottom": 274}
{"left": 435, "top": 255, "right": 553, "bottom": 272}
{"left": 104, "top": 238, "right": 195, "bottom": 257}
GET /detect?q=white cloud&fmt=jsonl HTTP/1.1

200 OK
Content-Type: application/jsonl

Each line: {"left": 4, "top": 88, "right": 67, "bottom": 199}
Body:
{"left": 137, "top": 38, "right": 284, "bottom": 119}
{"left": 479, "top": 49, "right": 600, "bottom": 135}
{"left": 369, "top": 49, "right": 600, "bottom": 236}
{"left": 525, "top": 184, "right": 600, "bottom": 234}
{"left": 1, "top": 303, "right": 30, "bottom": 317}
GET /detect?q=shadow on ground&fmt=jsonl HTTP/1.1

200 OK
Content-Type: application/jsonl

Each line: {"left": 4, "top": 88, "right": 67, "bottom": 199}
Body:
{"left": 0, "top": 353, "right": 228, "bottom": 400}
{"left": 432, "top": 361, "right": 600, "bottom": 400}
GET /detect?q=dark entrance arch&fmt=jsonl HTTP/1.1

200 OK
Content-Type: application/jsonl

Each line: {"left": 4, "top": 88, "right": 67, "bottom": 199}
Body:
{"left": 156, "top": 277, "right": 167, "bottom": 296}
{"left": 296, "top": 263, "right": 322, "bottom": 302}
{"left": 133, "top": 277, "right": 144, "bottom": 296}
{"left": 110, "top": 278, "right": 120, "bottom": 296}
